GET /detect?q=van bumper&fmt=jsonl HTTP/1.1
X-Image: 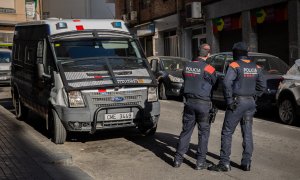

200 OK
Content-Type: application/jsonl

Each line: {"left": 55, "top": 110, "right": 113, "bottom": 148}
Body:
{"left": 54, "top": 101, "right": 160, "bottom": 132}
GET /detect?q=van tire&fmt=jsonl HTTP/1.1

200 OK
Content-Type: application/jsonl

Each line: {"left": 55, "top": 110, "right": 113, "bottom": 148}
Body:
{"left": 14, "top": 95, "right": 28, "bottom": 120}
{"left": 51, "top": 109, "right": 67, "bottom": 144}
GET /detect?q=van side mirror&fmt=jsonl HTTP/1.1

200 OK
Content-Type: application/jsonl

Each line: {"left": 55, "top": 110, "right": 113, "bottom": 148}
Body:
{"left": 150, "top": 59, "right": 158, "bottom": 72}
{"left": 37, "top": 63, "right": 45, "bottom": 80}
{"left": 37, "top": 63, "right": 51, "bottom": 81}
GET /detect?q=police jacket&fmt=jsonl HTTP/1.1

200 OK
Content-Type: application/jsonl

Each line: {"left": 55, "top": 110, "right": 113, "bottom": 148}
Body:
{"left": 223, "top": 58, "right": 266, "bottom": 105}
{"left": 183, "top": 58, "right": 217, "bottom": 101}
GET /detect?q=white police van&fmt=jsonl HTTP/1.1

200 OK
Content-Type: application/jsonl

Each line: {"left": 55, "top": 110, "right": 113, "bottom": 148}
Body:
{"left": 11, "top": 19, "right": 160, "bottom": 144}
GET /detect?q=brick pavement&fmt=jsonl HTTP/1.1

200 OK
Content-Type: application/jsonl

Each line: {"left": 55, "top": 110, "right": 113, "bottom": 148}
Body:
{"left": 0, "top": 105, "right": 93, "bottom": 180}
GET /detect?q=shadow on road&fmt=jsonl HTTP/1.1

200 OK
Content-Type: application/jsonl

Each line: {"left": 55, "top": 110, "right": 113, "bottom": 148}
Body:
{"left": 125, "top": 132, "right": 241, "bottom": 169}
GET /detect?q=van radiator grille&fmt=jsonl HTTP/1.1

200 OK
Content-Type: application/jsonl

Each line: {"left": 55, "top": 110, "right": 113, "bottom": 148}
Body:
{"left": 89, "top": 89, "right": 145, "bottom": 108}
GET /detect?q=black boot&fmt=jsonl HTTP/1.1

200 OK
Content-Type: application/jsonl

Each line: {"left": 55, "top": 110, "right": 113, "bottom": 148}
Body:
{"left": 241, "top": 164, "right": 251, "bottom": 171}
{"left": 173, "top": 159, "right": 182, "bottom": 168}
{"left": 195, "top": 162, "right": 212, "bottom": 170}
{"left": 208, "top": 163, "right": 231, "bottom": 172}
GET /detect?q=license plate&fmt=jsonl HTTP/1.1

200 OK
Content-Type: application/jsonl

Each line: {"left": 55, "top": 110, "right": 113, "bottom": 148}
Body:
{"left": 104, "top": 112, "right": 134, "bottom": 121}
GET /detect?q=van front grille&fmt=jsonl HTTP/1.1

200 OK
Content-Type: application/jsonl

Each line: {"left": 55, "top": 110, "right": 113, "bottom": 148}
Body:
{"left": 85, "top": 89, "right": 146, "bottom": 108}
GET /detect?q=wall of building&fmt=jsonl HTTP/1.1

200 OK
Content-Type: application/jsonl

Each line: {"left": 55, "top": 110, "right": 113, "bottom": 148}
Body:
{"left": 42, "top": 0, "right": 115, "bottom": 19}
{"left": 0, "top": 0, "right": 26, "bottom": 24}
{"left": 0, "top": 0, "right": 27, "bottom": 43}
{"left": 205, "top": 0, "right": 300, "bottom": 65}
{"left": 115, "top": 0, "right": 177, "bottom": 24}
{"left": 205, "top": 0, "right": 287, "bottom": 19}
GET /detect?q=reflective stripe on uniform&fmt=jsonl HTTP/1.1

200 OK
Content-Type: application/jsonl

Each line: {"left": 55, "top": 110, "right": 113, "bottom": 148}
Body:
{"left": 229, "top": 62, "right": 240, "bottom": 68}
{"left": 204, "top": 65, "right": 215, "bottom": 74}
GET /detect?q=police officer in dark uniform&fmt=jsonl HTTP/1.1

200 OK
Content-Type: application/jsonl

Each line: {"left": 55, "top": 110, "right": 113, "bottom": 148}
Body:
{"left": 173, "top": 44, "right": 217, "bottom": 170}
{"left": 209, "top": 42, "right": 266, "bottom": 172}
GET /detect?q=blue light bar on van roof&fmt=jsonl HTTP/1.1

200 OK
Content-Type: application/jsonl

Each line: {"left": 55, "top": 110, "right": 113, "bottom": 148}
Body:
{"left": 111, "top": 22, "right": 122, "bottom": 28}
{"left": 56, "top": 22, "right": 68, "bottom": 30}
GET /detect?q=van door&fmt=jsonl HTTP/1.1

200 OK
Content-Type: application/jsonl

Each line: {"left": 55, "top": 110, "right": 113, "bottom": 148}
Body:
{"left": 33, "top": 39, "right": 53, "bottom": 117}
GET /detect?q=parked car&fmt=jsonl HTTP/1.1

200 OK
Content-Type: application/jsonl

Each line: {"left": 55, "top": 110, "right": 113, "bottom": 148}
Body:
{"left": 148, "top": 56, "right": 189, "bottom": 99}
{"left": 207, "top": 52, "right": 289, "bottom": 109}
{"left": 276, "top": 59, "right": 300, "bottom": 124}
{"left": 0, "top": 48, "right": 12, "bottom": 85}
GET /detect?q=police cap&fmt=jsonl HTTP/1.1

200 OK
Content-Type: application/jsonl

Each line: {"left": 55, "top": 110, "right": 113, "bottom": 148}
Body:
{"left": 232, "top": 42, "right": 248, "bottom": 52}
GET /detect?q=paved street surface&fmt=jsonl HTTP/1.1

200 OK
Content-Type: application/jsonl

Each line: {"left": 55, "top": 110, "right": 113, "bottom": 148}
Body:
{"left": 0, "top": 86, "right": 300, "bottom": 180}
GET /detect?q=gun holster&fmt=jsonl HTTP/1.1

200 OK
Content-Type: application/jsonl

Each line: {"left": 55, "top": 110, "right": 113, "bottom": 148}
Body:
{"left": 209, "top": 105, "right": 218, "bottom": 123}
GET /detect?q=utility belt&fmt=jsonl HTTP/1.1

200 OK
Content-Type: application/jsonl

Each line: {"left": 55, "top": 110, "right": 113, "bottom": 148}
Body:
{"left": 186, "top": 98, "right": 211, "bottom": 104}
{"left": 185, "top": 98, "right": 217, "bottom": 124}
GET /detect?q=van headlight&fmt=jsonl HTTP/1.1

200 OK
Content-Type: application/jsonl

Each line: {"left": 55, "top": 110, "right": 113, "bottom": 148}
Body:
{"left": 148, "top": 87, "right": 158, "bottom": 102}
{"left": 168, "top": 74, "right": 183, "bottom": 83}
{"left": 68, "top": 91, "right": 85, "bottom": 107}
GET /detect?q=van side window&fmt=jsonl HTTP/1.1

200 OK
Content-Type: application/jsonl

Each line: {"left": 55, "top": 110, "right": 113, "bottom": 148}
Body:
{"left": 18, "top": 42, "right": 26, "bottom": 62}
{"left": 37, "top": 41, "right": 43, "bottom": 59}
{"left": 25, "top": 46, "right": 35, "bottom": 65}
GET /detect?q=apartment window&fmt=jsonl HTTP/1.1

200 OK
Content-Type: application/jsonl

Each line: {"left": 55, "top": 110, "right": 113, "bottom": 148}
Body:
{"left": 164, "top": 30, "right": 178, "bottom": 56}
{"left": 141, "top": 0, "right": 151, "bottom": 9}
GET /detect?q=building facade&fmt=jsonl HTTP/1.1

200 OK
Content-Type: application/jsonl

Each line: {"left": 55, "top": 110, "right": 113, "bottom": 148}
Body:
{"left": 205, "top": 0, "right": 300, "bottom": 65}
{"left": 42, "top": 0, "right": 115, "bottom": 20}
{"left": 0, "top": 0, "right": 27, "bottom": 44}
{"left": 116, "top": 0, "right": 300, "bottom": 65}
{"left": 116, "top": 0, "right": 182, "bottom": 57}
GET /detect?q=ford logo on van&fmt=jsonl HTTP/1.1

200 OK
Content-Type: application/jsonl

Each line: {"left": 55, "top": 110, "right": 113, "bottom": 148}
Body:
{"left": 112, "top": 96, "right": 125, "bottom": 102}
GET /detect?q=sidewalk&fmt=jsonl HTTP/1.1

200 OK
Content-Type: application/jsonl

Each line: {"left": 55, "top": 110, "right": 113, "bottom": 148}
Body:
{"left": 0, "top": 105, "right": 93, "bottom": 180}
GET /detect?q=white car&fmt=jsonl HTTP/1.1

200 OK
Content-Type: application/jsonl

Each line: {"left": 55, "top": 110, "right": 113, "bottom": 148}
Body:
{"left": 0, "top": 48, "right": 11, "bottom": 85}
{"left": 276, "top": 59, "right": 300, "bottom": 124}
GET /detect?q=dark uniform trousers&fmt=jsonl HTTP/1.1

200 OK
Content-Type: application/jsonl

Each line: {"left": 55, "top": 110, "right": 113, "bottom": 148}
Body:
{"left": 220, "top": 97, "right": 256, "bottom": 166}
{"left": 175, "top": 99, "right": 211, "bottom": 164}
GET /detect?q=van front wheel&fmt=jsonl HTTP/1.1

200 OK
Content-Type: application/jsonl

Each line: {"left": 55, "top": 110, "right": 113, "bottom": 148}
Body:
{"left": 50, "top": 109, "right": 67, "bottom": 144}
{"left": 14, "top": 95, "right": 28, "bottom": 120}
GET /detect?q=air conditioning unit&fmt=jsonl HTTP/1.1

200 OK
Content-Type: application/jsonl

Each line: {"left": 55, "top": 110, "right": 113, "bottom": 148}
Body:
{"left": 186, "top": 2, "right": 202, "bottom": 19}
{"left": 121, "top": 14, "right": 128, "bottom": 22}
{"left": 130, "top": 11, "right": 137, "bottom": 21}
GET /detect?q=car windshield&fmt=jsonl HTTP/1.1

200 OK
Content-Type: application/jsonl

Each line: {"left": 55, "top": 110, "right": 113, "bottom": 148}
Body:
{"left": 161, "top": 58, "right": 188, "bottom": 71}
{"left": 226, "top": 55, "right": 289, "bottom": 75}
{"left": 252, "top": 56, "right": 289, "bottom": 75}
{"left": 54, "top": 39, "right": 152, "bottom": 88}
{"left": 0, "top": 52, "right": 11, "bottom": 63}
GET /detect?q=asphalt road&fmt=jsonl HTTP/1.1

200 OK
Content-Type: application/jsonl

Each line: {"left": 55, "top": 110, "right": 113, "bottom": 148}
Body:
{"left": 1, "top": 86, "right": 300, "bottom": 180}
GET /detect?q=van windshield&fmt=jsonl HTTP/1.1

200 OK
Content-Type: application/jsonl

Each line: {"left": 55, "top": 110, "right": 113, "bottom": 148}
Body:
{"left": 53, "top": 39, "right": 153, "bottom": 89}
{"left": 54, "top": 39, "right": 143, "bottom": 60}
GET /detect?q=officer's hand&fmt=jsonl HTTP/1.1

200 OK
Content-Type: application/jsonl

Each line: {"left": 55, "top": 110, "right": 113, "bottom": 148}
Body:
{"left": 253, "top": 95, "right": 258, "bottom": 101}
{"left": 227, "top": 103, "right": 237, "bottom": 111}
